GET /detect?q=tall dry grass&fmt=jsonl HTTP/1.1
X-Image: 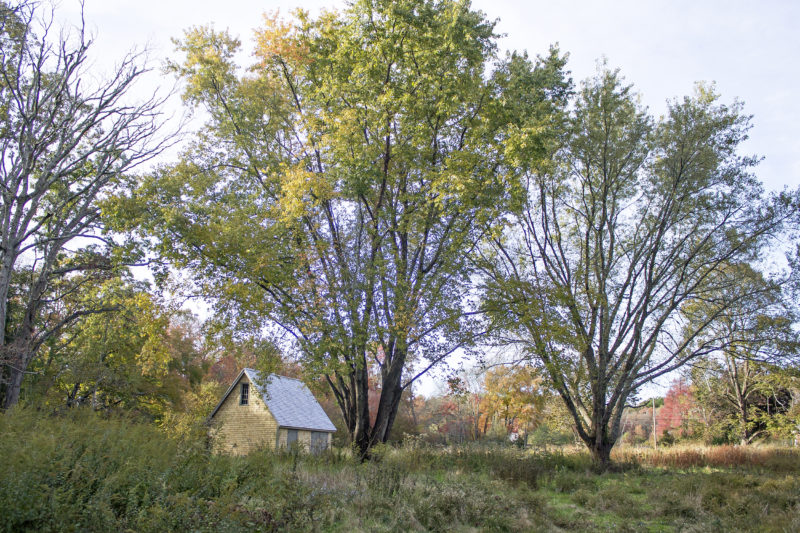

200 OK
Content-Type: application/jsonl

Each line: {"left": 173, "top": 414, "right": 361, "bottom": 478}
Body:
{"left": 613, "top": 443, "right": 800, "bottom": 472}
{"left": 2, "top": 409, "right": 799, "bottom": 532}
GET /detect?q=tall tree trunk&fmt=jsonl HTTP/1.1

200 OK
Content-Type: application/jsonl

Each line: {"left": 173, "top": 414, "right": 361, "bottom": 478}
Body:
{"left": 1, "top": 267, "right": 50, "bottom": 409}
{"left": 589, "top": 438, "right": 614, "bottom": 469}
{"left": 1, "top": 334, "right": 34, "bottom": 409}
{"left": 352, "top": 361, "right": 371, "bottom": 457}
{"left": 582, "top": 415, "right": 623, "bottom": 471}
{"left": 569, "top": 388, "right": 627, "bottom": 471}
{"left": 0, "top": 260, "right": 12, "bottom": 343}
{"left": 327, "top": 351, "right": 373, "bottom": 458}
{"left": 328, "top": 339, "right": 410, "bottom": 459}
{"left": 2, "top": 360, "right": 25, "bottom": 409}
{"left": 371, "top": 354, "right": 405, "bottom": 445}
{"left": 0, "top": 254, "right": 16, "bottom": 402}
{"left": 739, "top": 402, "right": 751, "bottom": 445}
{"left": 584, "top": 409, "right": 616, "bottom": 471}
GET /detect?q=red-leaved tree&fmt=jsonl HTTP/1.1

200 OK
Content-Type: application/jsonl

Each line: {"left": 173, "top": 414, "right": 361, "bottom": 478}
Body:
{"left": 656, "top": 380, "right": 696, "bottom": 437}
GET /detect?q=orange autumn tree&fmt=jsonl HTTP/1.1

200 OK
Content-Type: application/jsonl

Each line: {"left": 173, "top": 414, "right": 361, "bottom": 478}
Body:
{"left": 482, "top": 366, "right": 548, "bottom": 437}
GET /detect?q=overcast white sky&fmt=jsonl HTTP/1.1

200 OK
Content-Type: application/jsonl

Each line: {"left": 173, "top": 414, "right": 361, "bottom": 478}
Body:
{"left": 64, "top": 0, "right": 800, "bottom": 192}
{"left": 58, "top": 0, "right": 800, "bottom": 395}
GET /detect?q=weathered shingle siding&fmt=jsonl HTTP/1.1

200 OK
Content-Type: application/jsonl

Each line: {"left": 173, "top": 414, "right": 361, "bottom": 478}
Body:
{"left": 210, "top": 374, "right": 278, "bottom": 455}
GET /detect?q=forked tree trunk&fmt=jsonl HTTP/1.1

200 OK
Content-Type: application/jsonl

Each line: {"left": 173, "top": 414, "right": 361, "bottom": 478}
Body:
{"left": 589, "top": 439, "right": 614, "bottom": 470}
{"left": 329, "top": 344, "right": 409, "bottom": 460}
{"left": 320, "top": 323, "right": 416, "bottom": 459}
{"left": 565, "top": 387, "right": 627, "bottom": 472}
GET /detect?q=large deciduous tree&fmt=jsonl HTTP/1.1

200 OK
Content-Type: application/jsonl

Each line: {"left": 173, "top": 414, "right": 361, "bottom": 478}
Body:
{"left": 0, "top": 1, "right": 168, "bottom": 408}
{"left": 114, "top": 0, "right": 567, "bottom": 455}
{"left": 480, "top": 68, "right": 790, "bottom": 468}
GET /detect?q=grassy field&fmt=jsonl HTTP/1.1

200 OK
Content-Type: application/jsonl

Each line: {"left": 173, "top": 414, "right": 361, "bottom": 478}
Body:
{"left": 1, "top": 410, "right": 799, "bottom": 532}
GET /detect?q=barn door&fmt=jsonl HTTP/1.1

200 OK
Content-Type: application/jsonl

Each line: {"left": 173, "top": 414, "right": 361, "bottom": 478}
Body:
{"left": 310, "top": 431, "right": 327, "bottom": 454}
{"left": 287, "top": 429, "right": 298, "bottom": 447}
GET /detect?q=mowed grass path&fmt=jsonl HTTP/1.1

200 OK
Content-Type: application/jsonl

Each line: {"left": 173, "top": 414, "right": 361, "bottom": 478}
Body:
{"left": 1, "top": 410, "right": 798, "bottom": 532}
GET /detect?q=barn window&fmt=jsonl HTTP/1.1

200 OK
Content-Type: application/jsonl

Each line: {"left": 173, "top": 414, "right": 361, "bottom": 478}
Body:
{"left": 240, "top": 383, "right": 249, "bottom": 405}
{"left": 287, "top": 429, "right": 298, "bottom": 446}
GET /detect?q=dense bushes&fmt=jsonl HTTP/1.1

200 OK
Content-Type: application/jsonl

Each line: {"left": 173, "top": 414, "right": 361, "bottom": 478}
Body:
{"left": 0, "top": 410, "right": 541, "bottom": 531}
{"left": 0, "top": 410, "right": 314, "bottom": 531}
{"left": 2, "top": 409, "right": 800, "bottom": 532}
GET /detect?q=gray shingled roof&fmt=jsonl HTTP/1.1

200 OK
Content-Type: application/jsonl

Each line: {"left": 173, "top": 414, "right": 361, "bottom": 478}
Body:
{"left": 243, "top": 368, "right": 336, "bottom": 432}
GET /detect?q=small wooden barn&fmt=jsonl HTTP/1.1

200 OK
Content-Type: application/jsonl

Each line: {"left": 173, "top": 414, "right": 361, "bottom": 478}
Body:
{"left": 208, "top": 368, "right": 336, "bottom": 454}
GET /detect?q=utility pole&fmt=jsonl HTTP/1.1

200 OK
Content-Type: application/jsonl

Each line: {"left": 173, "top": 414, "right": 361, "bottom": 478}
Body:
{"left": 652, "top": 397, "right": 658, "bottom": 449}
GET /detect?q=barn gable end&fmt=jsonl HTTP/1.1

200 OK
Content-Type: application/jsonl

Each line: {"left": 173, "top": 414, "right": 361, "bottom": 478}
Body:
{"left": 208, "top": 368, "right": 335, "bottom": 455}
{"left": 208, "top": 372, "right": 279, "bottom": 454}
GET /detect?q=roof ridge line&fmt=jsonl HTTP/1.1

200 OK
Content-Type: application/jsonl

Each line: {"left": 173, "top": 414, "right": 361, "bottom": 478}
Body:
{"left": 244, "top": 368, "right": 306, "bottom": 384}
